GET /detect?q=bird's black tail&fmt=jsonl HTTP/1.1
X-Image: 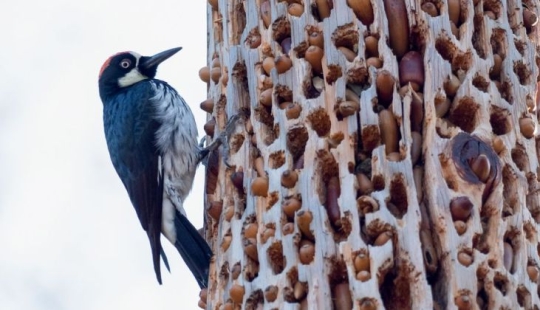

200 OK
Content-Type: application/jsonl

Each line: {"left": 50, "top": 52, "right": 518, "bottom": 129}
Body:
{"left": 174, "top": 210, "right": 212, "bottom": 288}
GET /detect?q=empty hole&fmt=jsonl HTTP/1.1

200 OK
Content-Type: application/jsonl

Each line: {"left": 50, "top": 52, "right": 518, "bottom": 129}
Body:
{"left": 271, "top": 16, "right": 291, "bottom": 43}
{"left": 490, "top": 28, "right": 507, "bottom": 58}
{"left": 245, "top": 289, "right": 264, "bottom": 309}
{"left": 231, "top": 3, "right": 246, "bottom": 45}
{"left": 267, "top": 241, "right": 286, "bottom": 274}
{"left": 275, "top": 84, "right": 293, "bottom": 107}
{"left": 513, "top": 61, "right": 531, "bottom": 85}
{"left": 489, "top": 106, "right": 511, "bottom": 135}
{"left": 511, "top": 144, "right": 529, "bottom": 172}
{"left": 472, "top": 74, "right": 489, "bottom": 92}
{"left": 472, "top": 14, "right": 487, "bottom": 59}
{"left": 230, "top": 134, "right": 246, "bottom": 153}
{"left": 514, "top": 39, "right": 526, "bottom": 56}
{"left": 494, "top": 273, "right": 509, "bottom": 295}
{"left": 331, "top": 23, "right": 359, "bottom": 51}
{"left": 303, "top": 78, "right": 322, "bottom": 99}
{"left": 516, "top": 285, "right": 532, "bottom": 309}
{"left": 287, "top": 125, "right": 309, "bottom": 165}
{"left": 372, "top": 174, "right": 385, "bottom": 191}
{"left": 307, "top": 108, "right": 331, "bottom": 137}
{"left": 269, "top": 150, "right": 286, "bottom": 169}
{"left": 502, "top": 165, "right": 519, "bottom": 217}
{"left": 361, "top": 125, "right": 381, "bottom": 153}
{"left": 388, "top": 174, "right": 408, "bottom": 219}
{"left": 435, "top": 36, "right": 457, "bottom": 63}
{"left": 449, "top": 97, "right": 479, "bottom": 133}
{"left": 380, "top": 263, "right": 412, "bottom": 309}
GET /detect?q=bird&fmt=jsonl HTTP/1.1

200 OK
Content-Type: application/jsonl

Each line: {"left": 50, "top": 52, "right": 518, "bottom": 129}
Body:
{"left": 98, "top": 47, "right": 213, "bottom": 288}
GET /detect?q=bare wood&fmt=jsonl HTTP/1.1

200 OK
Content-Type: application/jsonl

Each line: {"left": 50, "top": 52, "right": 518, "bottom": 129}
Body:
{"left": 198, "top": 0, "right": 540, "bottom": 309}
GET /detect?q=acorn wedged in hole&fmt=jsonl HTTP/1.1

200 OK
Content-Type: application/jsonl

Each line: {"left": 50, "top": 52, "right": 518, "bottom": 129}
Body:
{"left": 305, "top": 45, "right": 324, "bottom": 73}
{"left": 399, "top": 51, "right": 424, "bottom": 91}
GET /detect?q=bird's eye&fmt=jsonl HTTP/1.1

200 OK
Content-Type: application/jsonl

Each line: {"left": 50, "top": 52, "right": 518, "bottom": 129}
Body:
{"left": 120, "top": 59, "right": 131, "bottom": 69}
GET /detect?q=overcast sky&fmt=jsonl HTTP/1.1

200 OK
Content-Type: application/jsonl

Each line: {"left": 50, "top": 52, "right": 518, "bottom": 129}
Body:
{"left": 0, "top": 1, "right": 209, "bottom": 309}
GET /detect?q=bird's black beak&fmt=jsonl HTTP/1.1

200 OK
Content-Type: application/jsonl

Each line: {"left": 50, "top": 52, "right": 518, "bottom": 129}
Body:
{"left": 139, "top": 47, "right": 182, "bottom": 72}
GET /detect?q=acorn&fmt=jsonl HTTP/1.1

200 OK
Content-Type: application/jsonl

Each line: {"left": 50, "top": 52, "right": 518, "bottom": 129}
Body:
{"left": 275, "top": 55, "right": 293, "bottom": 74}
{"left": 450, "top": 197, "right": 473, "bottom": 221}
{"left": 288, "top": 3, "right": 304, "bottom": 17}
{"left": 299, "top": 239, "right": 315, "bottom": 264}
{"left": 251, "top": 177, "right": 269, "bottom": 196}
{"left": 261, "top": 0, "right": 271, "bottom": 28}
{"left": 199, "top": 66, "right": 210, "bottom": 83}
{"left": 305, "top": 45, "right": 324, "bottom": 73}
{"left": 230, "top": 284, "right": 245, "bottom": 303}
{"left": 281, "top": 169, "right": 299, "bottom": 188}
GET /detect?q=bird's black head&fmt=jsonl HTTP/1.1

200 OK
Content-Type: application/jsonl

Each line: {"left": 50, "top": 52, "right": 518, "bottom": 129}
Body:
{"left": 98, "top": 47, "right": 182, "bottom": 101}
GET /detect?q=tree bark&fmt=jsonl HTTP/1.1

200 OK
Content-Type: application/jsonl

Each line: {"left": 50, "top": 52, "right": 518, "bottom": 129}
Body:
{"left": 199, "top": 0, "right": 540, "bottom": 309}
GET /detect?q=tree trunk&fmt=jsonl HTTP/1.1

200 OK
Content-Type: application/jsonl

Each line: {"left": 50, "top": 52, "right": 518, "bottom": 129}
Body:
{"left": 198, "top": 0, "right": 540, "bottom": 309}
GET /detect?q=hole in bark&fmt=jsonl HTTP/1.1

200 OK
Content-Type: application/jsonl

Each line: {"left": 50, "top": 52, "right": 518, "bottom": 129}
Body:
{"left": 514, "top": 60, "right": 531, "bottom": 85}
{"left": 268, "top": 191, "right": 279, "bottom": 209}
{"left": 517, "top": 285, "right": 532, "bottom": 309}
{"left": 326, "top": 64, "right": 343, "bottom": 84}
{"left": 502, "top": 165, "right": 519, "bottom": 217}
{"left": 219, "top": 261, "right": 230, "bottom": 283}
{"left": 287, "top": 125, "right": 309, "bottom": 166}
{"left": 511, "top": 144, "right": 529, "bottom": 172}
{"left": 275, "top": 84, "right": 293, "bottom": 108}
{"left": 230, "top": 134, "right": 245, "bottom": 154}
{"left": 267, "top": 241, "right": 286, "bottom": 274}
{"left": 245, "top": 289, "right": 263, "bottom": 310}
{"left": 472, "top": 74, "right": 489, "bottom": 92}
{"left": 254, "top": 105, "right": 277, "bottom": 145}
{"left": 387, "top": 174, "right": 408, "bottom": 219}
{"left": 361, "top": 125, "right": 381, "bottom": 154}
{"left": 524, "top": 221, "right": 537, "bottom": 242}
{"left": 435, "top": 36, "right": 458, "bottom": 64}
{"left": 269, "top": 150, "right": 286, "bottom": 169}
{"left": 293, "top": 40, "right": 309, "bottom": 59}
{"left": 307, "top": 108, "right": 331, "bottom": 137}
{"left": 371, "top": 174, "right": 385, "bottom": 191}
{"left": 243, "top": 258, "right": 259, "bottom": 281}
{"left": 496, "top": 80, "right": 513, "bottom": 103}
{"left": 494, "top": 273, "right": 509, "bottom": 295}
{"left": 303, "top": 78, "right": 322, "bottom": 99}
{"left": 231, "top": 2, "right": 246, "bottom": 45}
{"left": 332, "top": 23, "right": 358, "bottom": 52}
{"left": 449, "top": 97, "right": 479, "bottom": 133}
{"left": 490, "top": 28, "right": 507, "bottom": 58}
{"left": 272, "top": 16, "right": 291, "bottom": 43}
{"left": 504, "top": 229, "right": 520, "bottom": 274}
{"left": 245, "top": 27, "right": 261, "bottom": 49}
{"left": 489, "top": 106, "right": 512, "bottom": 135}
{"left": 514, "top": 39, "right": 526, "bottom": 56}
{"left": 472, "top": 14, "right": 487, "bottom": 59}
{"left": 483, "top": 1, "right": 501, "bottom": 20}
{"left": 380, "top": 262, "right": 411, "bottom": 309}
{"left": 310, "top": 0, "right": 333, "bottom": 21}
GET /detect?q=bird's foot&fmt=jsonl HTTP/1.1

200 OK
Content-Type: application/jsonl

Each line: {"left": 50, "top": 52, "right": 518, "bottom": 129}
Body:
{"left": 199, "top": 113, "right": 244, "bottom": 167}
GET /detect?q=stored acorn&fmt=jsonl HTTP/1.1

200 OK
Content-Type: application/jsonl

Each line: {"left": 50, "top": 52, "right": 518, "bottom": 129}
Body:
{"left": 230, "top": 170, "right": 244, "bottom": 193}
{"left": 221, "top": 235, "right": 232, "bottom": 251}
{"left": 519, "top": 117, "right": 535, "bottom": 139}
{"left": 207, "top": 201, "right": 223, "bottom": 220}
{"left": 264, "top": 285, "right": 279, "bottom": 302}
{"left": 286, "top": 102, "right": 302, "bottom": 119}
{"left": 421, "top": 2, "right": 438, "bottom": 17}
{"left": 204, "top": 118, "right": 216, "bottom": 137}
{"left": 244, "top": 222, "right": 258, "bottom": 239}
{"left": 200, "top": 98, "right": 214, "bottom": 113}
{"left": 293, "top": 281, "right": 307, "bottom": 300}
{"left": 444, "top": 73, "right": 461, "bottom": 97}
{"left": 411, "top": 131, "right": 422, "bottom": 165}
{"left": 282, "top": 222, "right": 295, "bottom": 235}
{"left": 275, "top": 55, "right": 293, "bottom": 74}
{"left": 283, "top": 197, "right": 302, "bottom": 218}
{"left": 448, "top": 0, "right": 460, "bottom": 25}
{"left": 364, "top": 35, "right": 378, "bottom": 57}
{"left": 325, "top": 176, "right": 341, "bottom": 228}
{"left": 490, "top": 54, "right": 503, "bottom": 78}
{"left": 450, "top": 197, "right": 473, "bottom": 221}
{"left": 469, "top": 154, "right": 490, "bottom": 183}
{"left": 527, "top": 265, "right": 539, "bottom": 281}
{"left": 379, "top": 109, "right": 399, "bottom": 155}
{"left": 261, "top": 0, "right": 271, "bottom": 28}
{"left": 357, "top": 195, "right": 379, "bottom": 215}
{"left": 457, "top": 251, "right": 473, "bottom": 266}
{"left": 288, "top": 3, "right": 304, "bottom": 17}
{"left": 338, "top": 46, "right": 356, "bottom": 62}
{"left": 366, "top": 57, "right": 383, "bottom": 69}
{"left": 376, "top": 71, "right": 395, "bottom": 107}
{"left": 281, "top": 169, "right": 299, "bottom": 188}
{"left": 374, "top": 231, "right": 393, "bottom": 246}
{"left": 383, "top": 0, "right": 409, "bottom": 58}
{"left": 230, "top": 284, "right": 245, "bottom": 303}
{"left": 261, "top": 227, "right": 275, "bottom": 243}
{"left": 354, "top": 252, "right": 370, "bottom": 272}
{"left": 347, "top": 0, "right": 374, "bottom": 25}
{"left": 281, "top": 37, "right": 292, "bottom": 54}
{"left": 503, "top": 242, "right": 513, "bottom": 271}
{"left": 316, "top": 0, "right": 332, "bottom": 19}
{"left": 308, "top": 31, "right": 324, "bottom": 49}
{"left": 332, "top": 282, "right": 353, "bottom": 310}
{"left": 297, "top": 210, "right": 314, "bottom": 240}
{"left": 454, "top": 220, "right": 467, "bottom": 235}
{"left": 305, "top": 45, "right": 324, "bottom": 73}
{"left": 210, "top": 67, "right": 221, "bottom": 83}
{"left": 262, "top": 56, "right": 275, "bottom": 75}
{"left": 299, "top": 239, "right": 315, "bottom": 264}
{"left": 399, "top": 51, "right": 424, "bottom": 91}
{"left": 251, "top": 177, "right": 269, "bottom": 196}
{"left": 224, "top": 205, "right": 235, "bottom": 221}
{"left": 337, "top": 100, "right": 360, "bottom": 118}
{"left": 357, "top": 172, "right": 374, "bottom": 195}
{"left": 199, "top": 66, "right": 210, "bottom": 83}
{"left": 244, "top": 237, "right": 259, "bottom": 261}
{"left": 359, "top": 299, "right": 377, "bottom": 310}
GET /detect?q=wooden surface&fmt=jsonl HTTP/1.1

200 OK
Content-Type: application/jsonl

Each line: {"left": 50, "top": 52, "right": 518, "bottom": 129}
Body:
{"left": 199, "top": 0, "right": 540, "bottom": 309}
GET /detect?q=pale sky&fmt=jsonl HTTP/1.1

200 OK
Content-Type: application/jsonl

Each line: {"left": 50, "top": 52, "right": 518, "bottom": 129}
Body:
{"left": 0, "top": 1, "right": 209, "bottom": 309}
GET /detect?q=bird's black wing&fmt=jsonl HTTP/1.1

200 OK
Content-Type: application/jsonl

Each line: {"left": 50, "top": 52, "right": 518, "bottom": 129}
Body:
{"left": 104, "top": 82, "right": 167, "bottom": 284}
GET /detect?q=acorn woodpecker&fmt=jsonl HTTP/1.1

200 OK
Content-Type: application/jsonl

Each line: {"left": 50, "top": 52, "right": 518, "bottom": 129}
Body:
{"left": 98, "top": 47, "right": 212, "bottom": 288}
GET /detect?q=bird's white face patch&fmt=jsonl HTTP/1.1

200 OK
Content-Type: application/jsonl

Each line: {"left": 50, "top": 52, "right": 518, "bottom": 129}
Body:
{"left": 117, "top": 52, "right": 148, "bottom": 87}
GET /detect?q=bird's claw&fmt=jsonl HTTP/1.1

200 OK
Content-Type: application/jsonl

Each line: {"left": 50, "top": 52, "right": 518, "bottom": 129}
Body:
{"left": 199, "top": 114, "right": 244, "bottom": 167}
